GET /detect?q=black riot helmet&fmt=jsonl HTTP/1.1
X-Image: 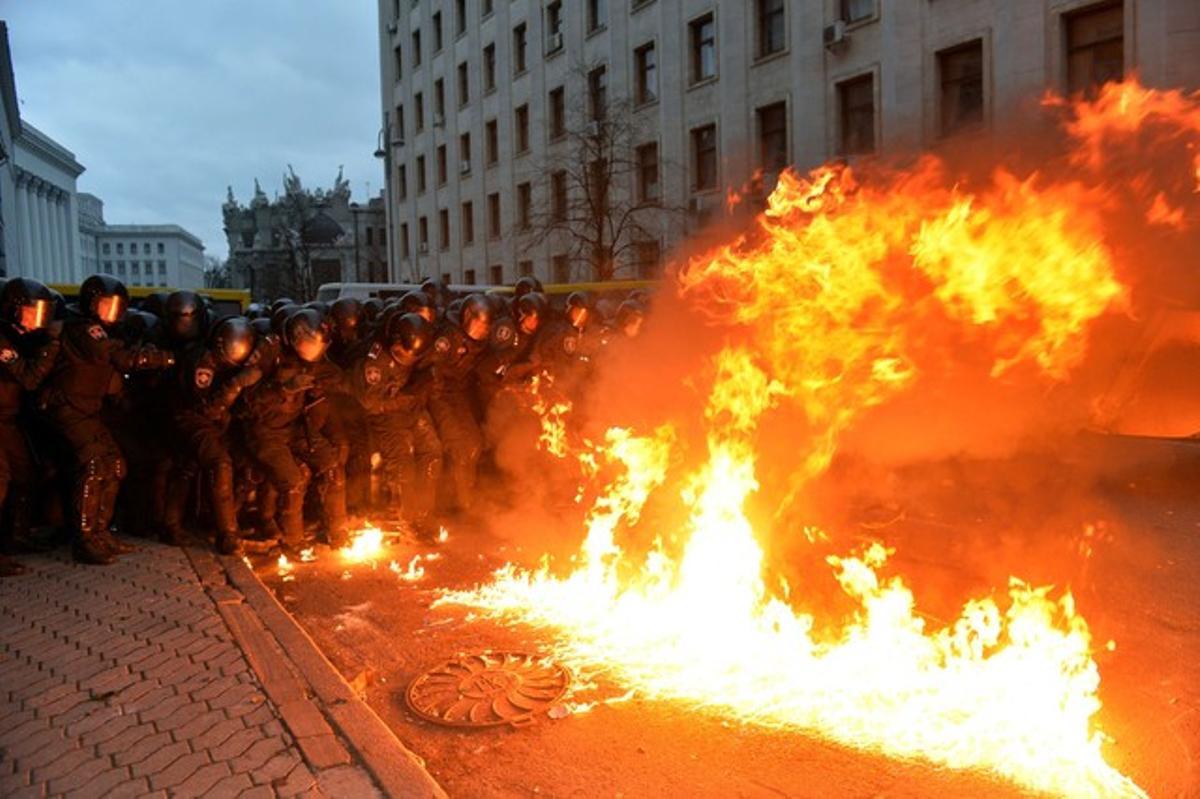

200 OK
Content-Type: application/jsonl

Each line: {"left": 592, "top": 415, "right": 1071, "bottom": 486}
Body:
{"left": 80, "top": 275, "right": 130, "bottom": 326}
{"left": 458, "top": 293, "right": 493, "bottom": 342}
{"left": 329, "top": 298, "right": 363, "bottom": 344}
{"left": 284, "top": 309, "right": 330, "bottom": 363}
{"left": 270, "top": 303, "right": 300, "bottom": 336}
{"left": 270, "top": 298, "right": 296, "bottom": 314}
{"left": 615, "top": 300, "right": 646, "bottom": 338}
{"left": 419, "top": 277, "right": 446, "bottom": 308}
{"left": 141, "top": 291, "right": 170, "bottom": 319}
{"left": 304, "top": 300, "right": 330, "bottom": 316}
{"left": 246, "top": 302, "right": 265, "bottom": 319}
{"left": 385, "top": 312, "right": 434, "bottom": 365}
{"left": 514, "top": 292, "right": 549, "bottom": 336}
{"left": 249, "top": 317, "right": 273, "bottom": 337}
{"left": 164, "top": 290, "right": 204, "bottom": 342}
{"left": 398, "top": 290, "right": 436, "bottom": 324}
{"left": 210, "top": 316, "right": 257, "bottom": 368}
{"left": 362, "top": 297, "right": 385, "bottom": 325}
{"left": 121, "top": 309, "right": 160, "bottom": 343}
{"left": 513, "top": 276, "right": 544, "bottom": 299}
{"left": 0, "top": 277, "right": 55, "bottom": 333}
{"left": 564, "top": 291, "right": 594, "bottom": 331}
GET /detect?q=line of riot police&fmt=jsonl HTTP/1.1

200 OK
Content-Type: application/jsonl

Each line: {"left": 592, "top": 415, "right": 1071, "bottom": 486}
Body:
{"left": 0, "top": 273, "right": 646, "bottom": 575}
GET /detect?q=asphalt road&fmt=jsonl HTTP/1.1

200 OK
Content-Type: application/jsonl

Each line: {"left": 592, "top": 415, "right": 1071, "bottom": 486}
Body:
{"left": 254, "top": 444, "right": 1200, "bottom": 798}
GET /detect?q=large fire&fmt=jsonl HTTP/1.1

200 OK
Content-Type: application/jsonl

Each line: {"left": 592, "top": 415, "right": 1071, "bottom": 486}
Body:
{"left": 439, "top": 81, "right": 1200, "bottom": 797}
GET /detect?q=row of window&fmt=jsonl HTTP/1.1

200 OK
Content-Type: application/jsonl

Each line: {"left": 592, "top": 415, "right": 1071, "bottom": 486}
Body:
{"left": 413, "top": 244, "right": 661, "bottom": 288}
{"left": 99, "top": 259, "right": 169, "bottom": 285}
{"left": 100, "top": 241, "right": 167, "bottom": 256}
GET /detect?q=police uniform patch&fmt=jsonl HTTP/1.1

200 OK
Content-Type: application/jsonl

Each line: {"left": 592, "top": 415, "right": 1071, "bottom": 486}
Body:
{"left": 87, "top": 324, "right": 107, "bottom": 341}
{"left": 0, "top": 347, "right": 17, "bottom": 364}
{"left": 195, "top": 368, "right": 214, "bottom": 389}
{"left": 494, "top": 324, "right": 514, "bottom": 344}
{"left": 365, "top": 365, "right": 382, "bottom": 385}
{"left": 434, "top": 337, "right": 451, "bottom": 354}
{"left": 562, "top": 335, "right": 578, "bottom": 354}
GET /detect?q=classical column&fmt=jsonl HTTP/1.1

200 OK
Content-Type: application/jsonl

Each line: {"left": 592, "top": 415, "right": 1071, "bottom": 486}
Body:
{"left": 56, "top": 195, "right": 72, "bottom": 282}
{"left": 47, "top": 190, "right": 64, "bottom": 283}
{"left": 28, "top": 183, "right": 45, "bottom": 281}
{"left": 16, "top": 174, "right": 34, "bottom": 274}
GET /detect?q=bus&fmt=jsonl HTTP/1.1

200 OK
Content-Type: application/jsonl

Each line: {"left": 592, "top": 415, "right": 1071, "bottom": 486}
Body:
{"left": 49, "top": 284, "right": 252, "bottom": 318}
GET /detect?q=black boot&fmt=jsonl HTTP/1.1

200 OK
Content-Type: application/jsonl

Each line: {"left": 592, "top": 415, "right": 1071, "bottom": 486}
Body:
{"left": 74, "top": 465, "right": 116, "bottom": 566}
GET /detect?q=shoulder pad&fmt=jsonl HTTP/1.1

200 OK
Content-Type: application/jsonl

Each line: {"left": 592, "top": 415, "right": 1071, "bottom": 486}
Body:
{"left": 87, "top": 324, "right": 107, "bottom": 341}
{"left": 364, "top": 364, "right": 382, "bottom": 385}
{"left": 194, "top": 367, "right": 214, "bottom": 389}
{"left": 434, "top": 336, "right": 452, "bottom": 354}
{"left": 562, "top": 335, "right": 578, "bottom": 355}
{"left": 0, "top": 346, "right": 17, "bottom": 364}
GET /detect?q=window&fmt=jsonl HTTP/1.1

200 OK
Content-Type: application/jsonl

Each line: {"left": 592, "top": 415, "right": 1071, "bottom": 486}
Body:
{"left": 455, "top": 0, "right": 466, "bottom": 36}
{"left": 482, "top": 0, "right": 493, "bottom": 16}
{"left": 838, "top": 74, "right": 875, "bottom": 155}
{"left": 367, "top": 227, "right": 375, "bottom": 246}
{"left": 439, "top": 209, "right": 451, "bottom": 249}
{"left": 437, "top": 145, "right": 448, "bottom": 185}
{"left": 587, "top": 0, "right": 607, "bottom": 33}
{"left": 143, "top": 242, "right": 151, "bottom": 254}
{"left": 462, "top": 201, "right": 475, "bottom": 244}
{"left": 757, "top": 0, "right": 786, "bottom": 58}
{"left": 486, "top": 119, "right": 499, "bottom": 164}
{"left": 484, "top": 44, "right": 496, "bottom": 91}
{"left": 157, "top": 242, "right": 164, "bottom": 255}
{"left": 636, "top": 142, "right": 659, "bottom": 202}
{"left": 412, "top": 29, "right": 422, "bottom": 67}
{"left": 432, "top": 11, "right": 443, "bottom": 51}
{"left": 465, "top": 269, "right": 477, "bottom": 285}
{"left": 491, "top": 265, "right": 504, "bottom": 284}
{"left": 690, "top": 14, "right": 716, "bottom": 83}
{"left": 459, "top": 131, "right": 472, "bottom": 172}
{"left": 102, "top": 260, "right": 112, "bottom": 273}
{"left": 589, "top": 158, "right": 609, "bottom": 217}
{"left": 519, "top": 260, "right": 534, "bottom": 277}
{"left": 757, "top": 102, "right": 788, "bottom": 172}
{"left": 547, "top": 2, "right": 564, "bottom": 50}
{"left": 841, "top": 0, "right": 874, "bottom": 23}
{"left": 116, "top": 243, "right": 124, "bottom": 255}
{"left": 551, "top": 170, "right": 568, "bottom": 220}
{"left": 691, "top": 124, "right": 718, "bottom": 191}
{"left": 553, "top": 254, "right": 570, "bottom": 283}
{"left": 419, "top": 216, "right": 429, "bottom": 248}
{"left": 635, "top": 240, "right": 661, "bottom": 279}
{"left": 588, "top": 65, "right": 607, "bottom": 120}
{"left": 434, "top": 79, "right": 445, "bottom": 119}
{"left": 513, "top": 24, "right": 527, "bottom": 74}
{"left": 417, "top": 154, "right": 428, "bottom": 192}
{"left": 938, "top": 40, "right": 984, "bottom": 136}
{"left": 117, "top": 261, "right": 126, "bottom": 276}
{"left": 488, "top": 192, "right": 502, "bottom": 237}
{"left": 102, "top": 242, "right": 110, "bottom": 255}
{"left": 515, "top": 104, "right": 530, "bottom": 152}
{"left": 635, "top": 43, "right": 657, "bottom": 104}
{"left": 398, "top": 163, "right": 407, "bottom": 199}
{"left": 1067, "top": 3, "right": 1123, "bottom": 95}
{"left": 517, "top": 182, "right": 532, "bottom": 230}
{"left": 394, "top": 45, "right": 403, "bottom": 80}
{"left": 458, "top": 62, "right": 470, "bottom": 106}
{"left": 415, "top": 92, "right": 425, "bottom": 130}
{"left": 549, "top": 87, "right": 566, "bottom": 138}
{"left": 131, "top": 261, "right": 140, "bottom": 277}
{"left": 401, "top": 223, "right": 410, "bottom": 256}
{"left": 395, "top": 104, "right": 405, "bottom": 139}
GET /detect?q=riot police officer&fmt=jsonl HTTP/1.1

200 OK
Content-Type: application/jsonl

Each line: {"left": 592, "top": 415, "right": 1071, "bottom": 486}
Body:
{"left": 39, "top": 276, "right": 175, "bottom": 564}
{"left": 0, "top": 279, "right": 60, "bottom": 576}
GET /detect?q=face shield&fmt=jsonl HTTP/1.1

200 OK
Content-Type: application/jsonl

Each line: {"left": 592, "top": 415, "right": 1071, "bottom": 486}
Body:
{"left": 17, "top": 299, "right": 53, "bottom": 332}
{"left": 566, "top": 305, "right": 590, "bottom": 331}
{"left": 94, "top": 295, "right": 127, "bottom": 325}
{"left": 464, "top": 315, "right": 491, "bottom": 342}
{"left": 621, "top": 315, "right": 644, "bottom": 338}
{"left": 169, "top": 311, "right": 201, "bottom": 341}
{"left": 292, "top": 331, "right": 330, "bottom": 363}
{"left": 518, "top": 312, "right": 540, "bottom": 335}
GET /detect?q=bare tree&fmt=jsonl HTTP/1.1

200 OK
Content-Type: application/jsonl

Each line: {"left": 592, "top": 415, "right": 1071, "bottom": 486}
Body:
{"left": 526, "top": 63, "right": 684, "bottom": 282}
{"left": 203, "top": 255, "right": 231, "bottom": 288}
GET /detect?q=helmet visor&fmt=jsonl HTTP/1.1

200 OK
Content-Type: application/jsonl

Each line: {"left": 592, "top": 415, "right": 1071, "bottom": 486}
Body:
{"left": 17, "top": 299, "right": 53, "bottom": 332}
{"left": 464, "top": 316, "right": 490, "bottom": 341}
{"left": 95, "top": 295, "right": 126, "bottom": 325}
{"left": 518, "top": 313, "right": 540, "bottom": 335}
{"left": 293, "top": 333, "right": 329, "bottom": 363}
{"left": 566, "top": 306, "right": 590, "bottom": 330}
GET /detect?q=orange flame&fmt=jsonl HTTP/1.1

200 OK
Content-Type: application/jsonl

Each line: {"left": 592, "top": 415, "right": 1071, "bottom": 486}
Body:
{"left": 438, "top": 80, "right": 1200, "bottom": 797}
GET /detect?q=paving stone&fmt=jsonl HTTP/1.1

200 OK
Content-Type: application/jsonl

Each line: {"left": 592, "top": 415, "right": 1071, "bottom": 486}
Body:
{"left": 316, "top": 765, "right": 382, "bottom": 798}
{"left": 204, "top": 769, "right": 254, "bottom": 798}
{"left": 192, "top": 674, "right": 241, "bottom": 704}
{"left": 2, "top": 723, "right": 65, "bottom": 762}
{"left": 160, "top": 705, "right": 224, "bottom": 738}
{"left": 296, "top": 733, "right": 351, "bottom": 769}
{"left": 29, "top": 744, "right": 92, "bottom": 784}
{"left": 277, "top": 698, "right": 332, "bottom": 739}
{"left": 104, "top": 775, "right": 150, "bottom": 798}
{"left": 138, "top": 692, "right": 193, "bottom": 725}
{"left": 190, "top": 717, "right": 245, "bottom": 751}
{"left": 238, "top": 785, "right": 275, "bottom": 799}
{"left": 65, "top": 703, "right": 127, "bottom": 739}
{"left": 147, "top": 750, "right": 209, "bottom": 791}
{"left": 254, "top": 751, "right": 304, "bottom": 786}
{"left": 96, "top": 720, "right": 157, "bottom": 757}
{"left": 171, "top": 760, "right": 232, "bottom": 798}
{"left": 128, "top": 739, "right": 190, "bottom": 778}
{"left": 46, "top": 754, "right": 112, "bottom": 795}
{"left": 62, "top": 763, "right": 131, "bottom": 799}
{"left": 208, "top": 726, "right": 263, "bottom": 761}
{"left": 80, "top": 710, "right": 140, "bottom": 747}
{"left": 121, "top": 685, "right": 175, "bottom": 716}
{"left": 230, "top": 736, "right": 287, "bottom": 775}
{"left": 113, "top": 730, "right": 175, "bottom": 767}
{"left": 5, "top": 782, "right": 46, "bottom": 799}
{"left": 35, "top": 688, "right": 92, "bottom": 719}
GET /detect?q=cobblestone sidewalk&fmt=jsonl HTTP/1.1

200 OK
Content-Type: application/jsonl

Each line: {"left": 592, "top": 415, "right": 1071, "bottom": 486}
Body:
{"left": 0, "top": 541, "right": 441, "bottom": 799}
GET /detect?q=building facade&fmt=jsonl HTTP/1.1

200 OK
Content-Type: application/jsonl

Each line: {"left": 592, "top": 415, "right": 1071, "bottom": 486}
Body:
{"left": 93, "top": 224, "right": 206, "bottom": 290}
{"left": 223, "top": 169, "right": 387, "bottom": 301}
{"left": 376, "top": 0, "right": 1200, "bottom": 285}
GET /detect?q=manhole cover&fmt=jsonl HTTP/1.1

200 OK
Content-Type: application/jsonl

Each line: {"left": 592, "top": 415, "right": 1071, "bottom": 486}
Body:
{"left": 406, "top": 651, "right": 571, "bottom": 728}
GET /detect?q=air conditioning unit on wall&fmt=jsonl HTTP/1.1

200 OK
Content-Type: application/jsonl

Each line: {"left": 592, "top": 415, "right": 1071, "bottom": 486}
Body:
{"left": 823, "top": 20, "right": 848, "bottom": 51}
{"left": 546, "top": 32, "right": 564, "bottom": 53}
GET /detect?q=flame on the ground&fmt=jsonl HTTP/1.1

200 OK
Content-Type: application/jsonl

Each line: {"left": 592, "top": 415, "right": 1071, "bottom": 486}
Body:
{"left": 390, "top": 555, "right": 427, "bottom": 582}
{"left": 433, "top": 80, "right": 1200, "bottom": 798}
{"left": 341, "top": 523, "right": 387, "bottom": 563}
{"left": 530, "top": 373, "right": 573, "bottom": 458}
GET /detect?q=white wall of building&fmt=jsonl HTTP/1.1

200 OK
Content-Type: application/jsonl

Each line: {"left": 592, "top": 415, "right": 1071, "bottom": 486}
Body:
{"left": 10, "top": 122, "right": 84, "bottom": 284}
{"left": 377, "top": 0, "right": 1200, "bottom": 285}
{"left": 96, "top": 226, "right": 206, "bottom": 290}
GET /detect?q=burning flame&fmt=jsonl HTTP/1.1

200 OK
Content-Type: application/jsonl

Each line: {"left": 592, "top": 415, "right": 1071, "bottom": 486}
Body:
{"left": 341, "top": 523, "right": 387, "bottom": 563}
{"left": 440, "top": 81, "right": 1200, "bottom": 797}
{"left": 390, "top": 555, "right": 426, "bottom": 582}
{"left": 530, "top": 373, "right": 573, "bottom": 459}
